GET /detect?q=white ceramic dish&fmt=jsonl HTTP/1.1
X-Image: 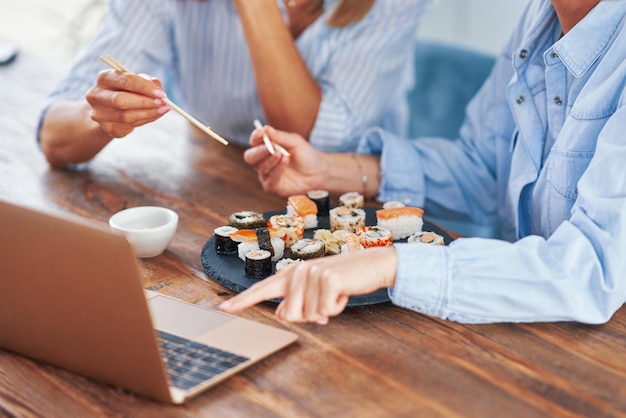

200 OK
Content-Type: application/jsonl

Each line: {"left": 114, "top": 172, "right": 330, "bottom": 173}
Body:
{"left": 109, "top": 206, "right": 178, "bottom": 258}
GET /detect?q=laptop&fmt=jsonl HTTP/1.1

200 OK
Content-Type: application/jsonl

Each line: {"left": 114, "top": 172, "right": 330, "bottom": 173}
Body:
{"left": 0, "top": 200, "right": 297, "bottom": 404}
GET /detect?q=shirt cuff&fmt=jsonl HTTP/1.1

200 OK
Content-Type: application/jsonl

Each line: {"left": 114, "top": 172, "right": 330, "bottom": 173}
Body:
{"left": 389, "top": 242, "right": 449, "bottom": 318}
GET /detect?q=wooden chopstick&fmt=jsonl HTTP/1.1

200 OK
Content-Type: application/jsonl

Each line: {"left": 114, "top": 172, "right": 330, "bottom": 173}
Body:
{"left": 99, "top": 55, "right": 228, "bottom": 146}
{"left": 253, "top": 119, "right": 291, "bottom": 157}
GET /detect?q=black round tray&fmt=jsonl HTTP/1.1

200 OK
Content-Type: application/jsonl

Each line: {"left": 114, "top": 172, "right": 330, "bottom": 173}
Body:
{"left": 200, "top": 206, "right": 452, "bottom": 306}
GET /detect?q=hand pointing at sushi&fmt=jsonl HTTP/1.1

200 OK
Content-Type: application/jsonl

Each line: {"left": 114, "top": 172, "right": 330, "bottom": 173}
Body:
{"left": 219, "top": 246, "right": 397, "bottom": 324}
{"left": 244, "top": 125, "right": 381, "bottom": 198}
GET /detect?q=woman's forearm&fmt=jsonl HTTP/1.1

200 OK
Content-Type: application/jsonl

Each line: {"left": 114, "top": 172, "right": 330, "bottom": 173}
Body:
{"left": 324, "top": 153, "right": 381, "bottom": 198}
{"left": 233, "top": 0, "right": 322, "bottom": 139}
{"left": 39, "top": 100, "right": 113, "bottom": 169}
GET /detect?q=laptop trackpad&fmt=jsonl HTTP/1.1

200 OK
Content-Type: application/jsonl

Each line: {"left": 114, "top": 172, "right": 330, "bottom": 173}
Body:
{"left": 148, "top": 295, "right": 234, "bottom": 339}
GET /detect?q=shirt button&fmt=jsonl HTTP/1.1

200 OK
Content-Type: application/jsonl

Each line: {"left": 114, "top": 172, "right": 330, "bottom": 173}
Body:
{"left": 554, "top": 96, "right": 563, "bottom": 105}
{"left": 516, "top": 95, "right": 525, "bottom": 104}
{"left": 519, "top": 49, "right": 528, "bottom": 59}
{"left": 552, "top": 52, "right": 559, "bottom": 59}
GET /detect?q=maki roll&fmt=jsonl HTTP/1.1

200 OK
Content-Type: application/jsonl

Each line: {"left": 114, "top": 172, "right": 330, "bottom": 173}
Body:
{"left": 214, "top": 225, "right": 239, "bottom": 255}
{"left": 382, "top": 200, "right": 405, "bottom": 209}
{"left": 338, "top": 191, "right": 364, "bottom": 209}
{"left": 407, "top": 231, "right": 445, "bottom": 245}
{"left": 290, "top": 238, "right": 325, "bottom": 260}
{"left": 268, "top": 213, "right": 305, "bottom": 247}
{"left": 275, "top": 257, "right": 303, "bottom": 272}
{"left": 307, "top": 190, "right": 330, "bottom": 217}
{"left": 329, "top": 206, "right": 366, "bottom": 233}
{"left": 245, "top": 250, "right": 273, "bottom": 279}
{"left": 229, "top": 210, "right": 266, "bottom": 229}
{"left": 356, "top": 226, "right": 393, "bottom": 248}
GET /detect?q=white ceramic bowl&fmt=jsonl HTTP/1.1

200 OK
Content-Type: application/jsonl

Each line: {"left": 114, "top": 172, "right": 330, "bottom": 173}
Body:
{"left": 109, "top": 206, "right": 178, "bottom": 258}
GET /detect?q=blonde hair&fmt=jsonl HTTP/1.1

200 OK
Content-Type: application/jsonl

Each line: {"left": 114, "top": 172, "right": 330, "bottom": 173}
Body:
{"left": 327, "top": 0, "right": 376, "bottom": 28}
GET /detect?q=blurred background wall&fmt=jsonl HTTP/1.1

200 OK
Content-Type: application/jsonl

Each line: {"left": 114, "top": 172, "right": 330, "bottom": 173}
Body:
{"left": 0, "top": 0, "right": 531, "bottom": 63}
{"left": 418, "top": 0, "right": 530, "bottom": 55}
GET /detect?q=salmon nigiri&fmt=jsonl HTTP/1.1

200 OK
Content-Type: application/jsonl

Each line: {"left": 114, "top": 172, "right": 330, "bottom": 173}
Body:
{"left": 286, "top": 194, "right": 318, "bottom": 229}
{"left": 375, "top": 206, "right": 424, "bottom": 241}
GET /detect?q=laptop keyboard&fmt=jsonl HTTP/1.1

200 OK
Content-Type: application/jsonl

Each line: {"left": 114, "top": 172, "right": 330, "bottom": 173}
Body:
{"left": 157, "top": 330, "right": 249, "bottom": 390}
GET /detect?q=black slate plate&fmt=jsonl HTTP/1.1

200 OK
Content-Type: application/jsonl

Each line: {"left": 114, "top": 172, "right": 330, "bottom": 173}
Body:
{"left": 201, "top": 206, "right": 452, "bottom": 306}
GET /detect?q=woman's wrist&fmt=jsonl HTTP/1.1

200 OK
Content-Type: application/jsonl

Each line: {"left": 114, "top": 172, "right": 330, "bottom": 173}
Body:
{"left": 323, "top": 153, "right": 380, "bottom": 197}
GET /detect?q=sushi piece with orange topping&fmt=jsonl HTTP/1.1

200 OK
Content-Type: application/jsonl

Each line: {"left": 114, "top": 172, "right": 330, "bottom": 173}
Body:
{"left": 375, "top": 206, "right": 424, "bottom": 240}
{"left": 340, "top": 232, "right": 364, "bottom": 253}
{"left": 268, "top": 213, "right": 305, "bottom": 247}
{"left": 286, "top": 194, "right": 318, "bottom": 229}
{"left": 229, "top": 227, "right": 286, "bottom": 262}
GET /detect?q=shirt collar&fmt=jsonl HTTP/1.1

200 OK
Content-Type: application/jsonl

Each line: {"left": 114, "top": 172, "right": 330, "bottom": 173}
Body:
{"left": 553, "top": 1, "right": 626, "bottom": 78}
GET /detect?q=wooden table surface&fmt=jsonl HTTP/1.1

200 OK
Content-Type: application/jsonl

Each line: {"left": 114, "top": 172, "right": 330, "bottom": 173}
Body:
{"left": 2, "top": 50, "right": 626, "bottom": 418}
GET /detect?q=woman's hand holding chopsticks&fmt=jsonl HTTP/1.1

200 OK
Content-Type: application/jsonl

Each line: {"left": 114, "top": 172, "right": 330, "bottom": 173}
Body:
{"left": 244, "top": 125, "right": 326, "bottom": 197}
{"left": 244, "top": 124, "right": 381, "bottom": 198}
{"left": 86, "top": 69, "right": 171, "bottom": 139}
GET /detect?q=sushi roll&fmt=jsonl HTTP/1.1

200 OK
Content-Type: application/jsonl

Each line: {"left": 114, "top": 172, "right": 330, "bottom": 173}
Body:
{"left": 338, "top": 191, "right": 364, "bottom": 209}
{"left": 357, "top": 226, "right": 393, "bottom": 248}
{"left": 275, "top": 257, "right": 303, "bottom": 272}
{"left": 244, "top": 250, "right": 273, "bottom": 279}
{"left": 382, "top": 200, "right": 405, "bottom": 209}
{"left": 230, "top": 228, "right": 285, "bottom": 262}
{"left": 329, "top": 206, "right": 366, "bottom": 233}
{"left": 228, "top": 210, "right": 266, "bottom": 229}
{"left": 214, "top": 225, "right": 239, "bottom": 255}
{"left": 286, "top": 194, "right": 318, "bottom": 229}
{"left": 407, "top": 231, "right": 445, "bottom": 246}
{"left": 268, "top": 213, "right": 305, "bottom": 247}
{"left": 340, "top": 233, "right": 364, "bottom": 253}
{"left": 290, "top": 238, "right": 325, "bottom": 260}
{"left": 307, "top": 190, "right": 330, "bottom": 217}
{"left": 255, "top": 227, "right": 276, "bottom": 256}
{"left": 375, "top": 206, "right": 424, "bottom": 240}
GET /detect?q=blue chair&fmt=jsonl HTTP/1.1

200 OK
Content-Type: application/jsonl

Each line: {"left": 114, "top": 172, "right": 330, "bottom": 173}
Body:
{"left": 407, "top": 40, "right": 498, "bottom": 237}
{"left": 407, "top": 40, "right": 495, "bottom": 139}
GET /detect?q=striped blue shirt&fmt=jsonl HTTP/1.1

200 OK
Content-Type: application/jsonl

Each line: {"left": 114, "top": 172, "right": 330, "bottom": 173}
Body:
{"left": 43, "top": 0, "right": 432, "bottom": 151}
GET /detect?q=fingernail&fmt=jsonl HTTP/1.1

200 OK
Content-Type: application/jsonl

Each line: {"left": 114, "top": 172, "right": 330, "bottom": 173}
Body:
{"left": 157, "top": 106, "right": 171, "bottom": 114}
{"left": 218, "top": 301, "right": 230, "bottom": 310}
{"left": 154, "top": 99, "right": 164, "bottom": 106}
{"left": 153, "top": 89, "right": 167, "bottom": 98}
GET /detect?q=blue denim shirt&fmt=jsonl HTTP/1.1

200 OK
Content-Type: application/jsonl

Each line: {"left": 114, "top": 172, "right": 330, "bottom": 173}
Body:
{"left": 357, "top": 0, "right": 626, "bottom": 323}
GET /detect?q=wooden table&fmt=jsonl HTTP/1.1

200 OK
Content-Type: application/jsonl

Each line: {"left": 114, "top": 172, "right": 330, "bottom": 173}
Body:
{"left": 2, "top": 50, "right": 626, "bottom": 418}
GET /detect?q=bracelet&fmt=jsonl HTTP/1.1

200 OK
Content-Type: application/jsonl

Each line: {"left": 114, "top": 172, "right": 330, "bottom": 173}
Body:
{"left": 351, "top": 153, "right": 368, "bottom": 197}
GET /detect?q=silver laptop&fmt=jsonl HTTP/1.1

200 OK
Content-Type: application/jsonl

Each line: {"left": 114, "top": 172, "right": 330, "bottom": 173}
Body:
{"left": 0, "top": 200, "right": 297, "bottom": 404}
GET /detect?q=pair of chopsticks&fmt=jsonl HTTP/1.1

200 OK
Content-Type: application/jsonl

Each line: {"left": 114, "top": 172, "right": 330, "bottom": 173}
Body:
{"left": 99, "top": 55, "right": 228, "bottom": 146}
{"left": 253, "top": 119, "right": 290, "bottom": 157}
